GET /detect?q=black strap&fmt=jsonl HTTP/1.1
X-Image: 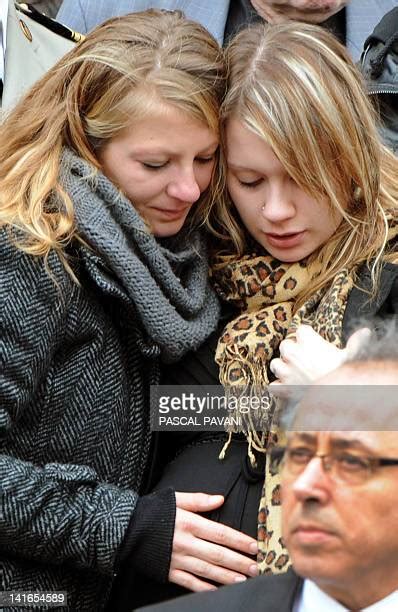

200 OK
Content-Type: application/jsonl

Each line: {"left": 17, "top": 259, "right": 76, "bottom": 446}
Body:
{"left": 364, "top": 7, "right": 398, "bottom": 46}
{"left": 362, "top": 7, "right": 398, "bottom": 78}
{"left": 368, "top": 31, "right": 398, "bottom": 78}
{"left": 15, "top": 2, "right": 84, "bottom": 43}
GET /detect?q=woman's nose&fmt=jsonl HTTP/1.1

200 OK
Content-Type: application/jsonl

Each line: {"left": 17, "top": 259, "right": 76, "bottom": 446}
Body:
{"left": 167, "top": 168, "right": 201, "bottom": 203}
{"left": 261, "top": 186, "right": 295, "bottom": 223}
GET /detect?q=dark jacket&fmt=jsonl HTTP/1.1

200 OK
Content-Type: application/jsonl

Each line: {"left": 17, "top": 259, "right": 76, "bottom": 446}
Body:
{"left": 139, "top": 569, "right": 303, "bottom": 612}
{"left": 1, "top": 230, "right": 175, "bottom": 611}
{"left": 360, "top": 7, "right": 398, "bottom": 154}
{"left": 342, "top": 262, "right": 398, "bottom": 337}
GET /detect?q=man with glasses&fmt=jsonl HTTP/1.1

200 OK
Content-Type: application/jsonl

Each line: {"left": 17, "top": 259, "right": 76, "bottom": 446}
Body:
{"left": 141, "top": 323, "right": 398, "bottom": 611}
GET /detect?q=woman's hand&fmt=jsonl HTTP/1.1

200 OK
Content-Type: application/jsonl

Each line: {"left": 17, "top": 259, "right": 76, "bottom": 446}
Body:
{"left": 169, "top": 492, "right": 258, "bottom": 592}
{"left": 269, "top": 324, "right": 371, "bottom": 386}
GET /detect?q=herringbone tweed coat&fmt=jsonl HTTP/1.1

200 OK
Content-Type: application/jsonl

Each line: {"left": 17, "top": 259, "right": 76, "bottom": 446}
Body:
{"left": 1, "top": 229, "right": 162, "bottom": 611}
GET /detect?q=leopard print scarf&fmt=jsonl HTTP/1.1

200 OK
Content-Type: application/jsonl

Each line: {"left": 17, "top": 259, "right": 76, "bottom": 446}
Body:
{"left": 213, "top": 253, "right": 355, "bottom": 575}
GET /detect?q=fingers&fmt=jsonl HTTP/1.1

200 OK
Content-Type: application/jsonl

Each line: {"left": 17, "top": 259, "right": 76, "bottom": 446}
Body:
{"left": 278, "top": 338, "right": 297, "bottom": 363}
{"left": 279, "top": 326, "right": 321, "bottom": 364}
{"left": 208, "top": 543, "right": 257, "bottom": 577}
{"left": 175, "top": 507, "right": 257, "bottom": 555}
{"left": 169, "top": 568, "right": 217, "bottom": 592}
{"left": 171, "top": 553, "right": 249, "bottom": 586}
{"left": 345, "top": 327, "right": 372, "bottom": 359}
{"left": 269, "top": 357, "right": 291, "bottom": 380}
{"left": 187, "top": 513, "right": 257, "bottom": 556}
{"left": 295, "top": 324, "right": 319, "bottom": 343}
{"left": 175, "top": 492, "right": 224, "bottom": 512}
{"left": 169, "top": 507, "right": 258, "bottom": 591}
{"left": 170, "top": 539, "right": 257, "bottom": 590}
{"left": 276, "top": 325, "right": 347, "bottom": 383}
{"left": 273, "top": 325, "right": 373, "bottom": 387}
{"left": 270, "top": 355, "right": 311, "bottom": 385}
{"left": 279, "top": 336, "right": 311, "bottom": 371}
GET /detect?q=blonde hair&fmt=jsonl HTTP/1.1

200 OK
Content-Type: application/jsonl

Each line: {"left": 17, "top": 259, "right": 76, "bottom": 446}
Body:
{"left": 210, "top": 22, "right": 398, "bottom": 305}
{"left": 0, "top": 10, "right": 226, "bottom": 269}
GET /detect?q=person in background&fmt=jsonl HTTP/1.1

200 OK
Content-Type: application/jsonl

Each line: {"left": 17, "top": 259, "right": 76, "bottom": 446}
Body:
{"left": 57, "top": 0, "right": 397, "bottom": 61}
{"left": 140, "top": 322, "right": 398, "bottom": 612}
{"left": 0, "top": 10, "right": 260, "bottom": 611}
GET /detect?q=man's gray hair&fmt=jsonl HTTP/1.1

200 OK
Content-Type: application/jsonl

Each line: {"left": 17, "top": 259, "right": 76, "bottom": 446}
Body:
{"left": 345, "top": 319, "right": 398, "bottom": 365}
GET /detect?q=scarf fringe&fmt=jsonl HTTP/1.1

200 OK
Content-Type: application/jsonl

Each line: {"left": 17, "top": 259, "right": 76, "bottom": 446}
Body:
{"left": 218, "top": 346, "right": 277, "bottom": 464}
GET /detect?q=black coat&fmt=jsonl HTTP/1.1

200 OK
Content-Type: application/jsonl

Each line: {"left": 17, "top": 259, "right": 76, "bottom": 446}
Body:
{"left": 1, "top": 230, "right": 175, "bottom": 611}
{"left": 139, "top": 569, "right": 303, "bottom": 612}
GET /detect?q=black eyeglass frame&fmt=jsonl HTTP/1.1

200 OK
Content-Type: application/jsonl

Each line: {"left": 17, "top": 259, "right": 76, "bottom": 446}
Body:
{"left": 270, "top": 446, "right": 398, "bottom": 474}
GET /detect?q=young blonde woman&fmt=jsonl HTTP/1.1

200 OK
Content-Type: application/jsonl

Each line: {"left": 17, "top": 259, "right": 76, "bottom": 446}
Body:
{"left": 209, "top": 21, "right": 398, "bottom": 575}
{"left": 0, "top": 11, "right": 262, "bottom": 611}
{"left": 147, "top": 21, "right": 398, "bottom": 602}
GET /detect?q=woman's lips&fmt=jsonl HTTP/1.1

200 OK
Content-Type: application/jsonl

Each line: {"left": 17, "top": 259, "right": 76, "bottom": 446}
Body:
{"left": 264, "top": 230, "right": 306, "bottom": 249}
{"left": 151, "top": 206, "right": 190, "bottom": 220}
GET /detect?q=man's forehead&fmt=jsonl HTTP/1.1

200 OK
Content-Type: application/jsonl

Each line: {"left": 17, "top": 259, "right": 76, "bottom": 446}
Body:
{"left": 288, "top": 363, "right": 398, "bottom": 431}
{"left": 287, "top": 431, "right": 398, "bottom": 454}
{"left": 321, "top": 363, "right": 398, "bottom": 386}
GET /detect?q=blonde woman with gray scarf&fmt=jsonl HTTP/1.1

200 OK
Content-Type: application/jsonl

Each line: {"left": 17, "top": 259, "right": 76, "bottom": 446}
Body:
{"left": 0, "top": 10, "right": 258, "bottom": 611}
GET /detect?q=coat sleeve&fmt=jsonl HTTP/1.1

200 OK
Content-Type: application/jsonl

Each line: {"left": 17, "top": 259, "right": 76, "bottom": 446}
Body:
{"left": 0, "top": 240, "right": 176, "bottom": 578}
{"left": 1, "top": 454, "right": 139, "bottom": 575}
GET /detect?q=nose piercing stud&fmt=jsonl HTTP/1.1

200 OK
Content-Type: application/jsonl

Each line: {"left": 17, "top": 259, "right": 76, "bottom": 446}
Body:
{"left": 261, "top": 204, "right": 265, "bottom": 211}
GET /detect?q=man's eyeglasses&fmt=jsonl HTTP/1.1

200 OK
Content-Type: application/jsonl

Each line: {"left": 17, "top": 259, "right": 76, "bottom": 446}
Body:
{"left": 270, "top": 446, "right": 398, "bottom": 486}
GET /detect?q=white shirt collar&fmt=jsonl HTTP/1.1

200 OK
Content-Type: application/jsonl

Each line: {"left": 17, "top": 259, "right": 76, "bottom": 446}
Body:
{"left": 296, "top": 579, "right": 398, "bottom": 612}
{"left": 0, "top": 0, "right": 8, "bottom": 81}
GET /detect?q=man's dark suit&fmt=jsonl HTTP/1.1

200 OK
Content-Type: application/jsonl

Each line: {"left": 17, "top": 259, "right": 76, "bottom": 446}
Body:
{"left": 139, "top": 570, "right": 303, "bottom": 612}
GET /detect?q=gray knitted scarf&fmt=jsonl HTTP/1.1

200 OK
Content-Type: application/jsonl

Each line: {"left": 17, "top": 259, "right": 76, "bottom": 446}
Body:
{"left": 59, "top": 148, "right": 220, "bottom": 362}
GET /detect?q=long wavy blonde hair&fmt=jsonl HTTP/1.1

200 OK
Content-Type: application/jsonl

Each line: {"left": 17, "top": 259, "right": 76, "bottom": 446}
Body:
{"left": 210, "top": 22, "right": 398, "bottom": 306}
{"left": 0, "top": 10, "right": 226, "bottom": 270}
